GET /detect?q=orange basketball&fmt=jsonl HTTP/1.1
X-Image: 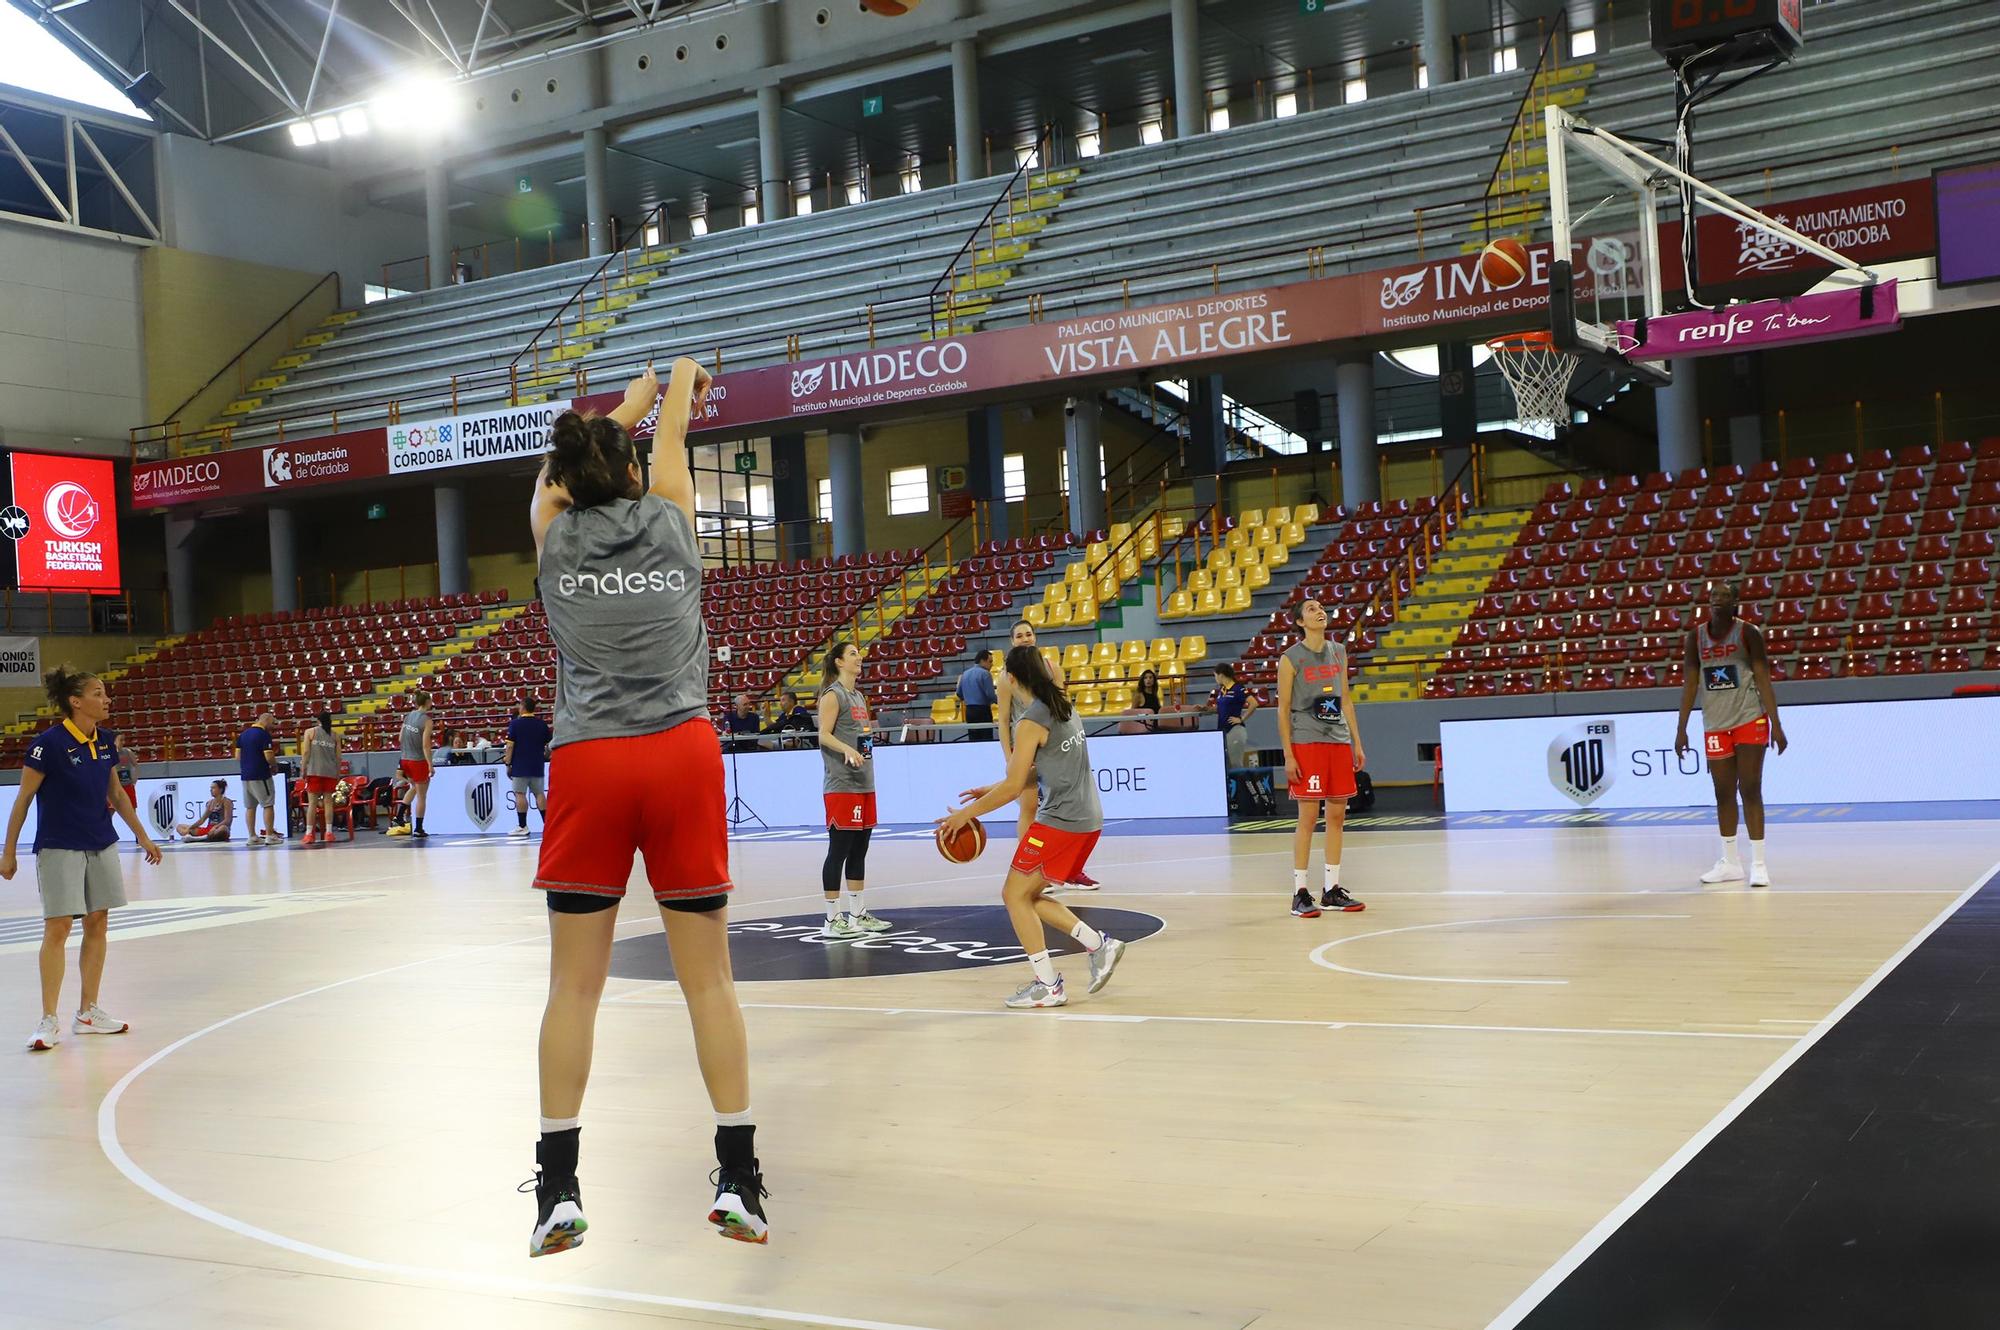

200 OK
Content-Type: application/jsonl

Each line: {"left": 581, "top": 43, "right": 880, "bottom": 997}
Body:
{"left": 936, "top": 818, "right": 987, "bottom": 864}
{"left": 1479, "top": 237, "right": 1531, "bottom": 288}
{"left": 860, "top": 0, "right": 924, "bottom": 13}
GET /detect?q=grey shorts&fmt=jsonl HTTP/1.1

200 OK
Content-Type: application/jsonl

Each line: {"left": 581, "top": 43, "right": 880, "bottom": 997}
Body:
{"left": 510, "top": 775, "right": 545, "bottom": 797}
{"left": 1224, "top": 724, "right": 1250, "bottom": 770}
{"left": 37, "top": 846, "right": 127, "bottom": 919}
{"left": 242, "top": 779, "right": 275, "bottom": 808}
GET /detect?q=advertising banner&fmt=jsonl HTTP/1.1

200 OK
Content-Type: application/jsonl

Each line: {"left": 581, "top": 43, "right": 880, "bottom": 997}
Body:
{"left": 387, "top": 401, "right": 571, "bottom": 475}
{"left": 1675, "top": 177, "right": 1936, "bottom": 287}
{"left": 6, "top": 452, "right": 121, "bottom": 592}
{"left": 1441, "top": 697, "right": 2000, "bottom": 812}
{"left": 131, "top": 428, "right": 388, "bottom": 510}
{"left": 0, "top": 636, "right": 39, "bottom": 687}
{"left": 1617, "top": 280, "right": 1900, "bottom": 360}
{"left": 4, "top": 773, "right": 290, "bottom": 848}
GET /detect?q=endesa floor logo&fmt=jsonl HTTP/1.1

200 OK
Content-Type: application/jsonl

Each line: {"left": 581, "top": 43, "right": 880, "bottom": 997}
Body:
{"left": 609, "top": 905, "right": 1162, "bottom": 983}
{"left": 6, "top": 453, "right": 120, "bottom": 592}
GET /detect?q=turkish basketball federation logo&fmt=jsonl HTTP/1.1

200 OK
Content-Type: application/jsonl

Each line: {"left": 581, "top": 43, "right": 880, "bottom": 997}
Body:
{"left": 43, "top": 482, "right": 100, "bottom": 539}
{"left": 1547, "top": 720, "right": 1614, "bottom": 807}
{"left": 148, "top": 782, "right": 179, "bottom": 839}
{"left": 465, "top": 770, "right": 498, "bottom": 829}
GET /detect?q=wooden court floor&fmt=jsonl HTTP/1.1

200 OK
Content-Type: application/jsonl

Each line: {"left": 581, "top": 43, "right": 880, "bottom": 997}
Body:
{"left": 3, "top": 818, "right": 1995, "bottom": 1330}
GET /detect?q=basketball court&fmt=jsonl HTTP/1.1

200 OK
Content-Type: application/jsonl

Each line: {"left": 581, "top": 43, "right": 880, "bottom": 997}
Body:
{"left": 6, "top": 813, "right": 1995, "bottom": 1329}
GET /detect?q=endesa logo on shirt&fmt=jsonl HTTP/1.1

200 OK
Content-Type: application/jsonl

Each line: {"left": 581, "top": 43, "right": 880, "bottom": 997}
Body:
{"left": 5, "top": 453, "right": 121, "bottom": 592}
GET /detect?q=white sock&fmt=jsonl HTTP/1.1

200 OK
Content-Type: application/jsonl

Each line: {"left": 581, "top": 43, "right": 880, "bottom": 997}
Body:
{"left": 714, "top": 1107, "right": 753, "bottom": 1128}
{"left": 1749, "top": 839, "right": 1766, "bottom": 867}
{"left": 824, "top": 897, "right": 840, "bottom": 921}
{"left": 1720, "top": 838, "right": 1741, "bottom": 866}
{"left": 841, "top": 889, "right": 863, "bottom": 917}
{"left": 1027, "top": 949, "right": 1058, "bottom": 985}
{"left": 1070, "top": 921, "right": 1103, "bottom": 952}
{"left": 1324, "top": 862, "right": 1341, "bottom": 891}
{"left": 539, "top": 1115, "right": 579, "bottom": 1135}
{"left": 1293, "top": 868, "right": 1308, "bottom": 892}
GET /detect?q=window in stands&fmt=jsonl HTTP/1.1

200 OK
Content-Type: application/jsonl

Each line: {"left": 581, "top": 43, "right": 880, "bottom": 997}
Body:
{"left": 1273, "top": 93, "right": 1299, "bottom": 119}
{"left": 1015, "top": 144, "right": 1040, "bottom": 170}
{"left": 643, "top": 222, "right": 661, "bottom": 247}
{"left": 1417, "top": 64, "right": 1429, "bottom": 89}
{"left": 364, "top": 283, "right": 413, "bottom": 304}
{"left": 1139, "top": 120, "right": 1164, "bottom": 145}
{"left": 1343, "top": 77, "right": 1368, "bottom": 104}
{"left": 690, "top": 214, "right": 709, "bottom": 237}
{"left": 817, "top": 478, "right": 832, "bottom": 523}
{"left": 1492, "top": 46, "right": 1519, "bottom": 73}
{"left": 793, "top": 192, "right": 813, "bottom": 216}
{"left": 1077, "top": 130, "right": 1102, "bottom": 157}
{"left": 1004, "top": 453, "right": 1027, "bottom": 503}
{"left": 900, "top": 163, "right": 922, "bottom": 195}
{"left": 888, "top": 466, "right": 930, "bottom": 516}
{"left": 1058, "top": 447, "right": 1104, "bottom": 496}
{"left": 1571, "top": 28, "right": 1598, "bottom": 58}
{"left": 743, "top": 202, "right": 760, "bottom": 226}
{"left": 1206, "top": 91, "right": 1230, "bottom": 132}
{"left": 846, "top": 182, "right": 865, "bottom": 205}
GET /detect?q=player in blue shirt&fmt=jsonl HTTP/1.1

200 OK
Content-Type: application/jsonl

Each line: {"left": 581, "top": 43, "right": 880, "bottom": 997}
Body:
{"left": 504, "top": 696, "right": 552, "bottom": 838}
{"left": 1, "top": 666, "right": 162, "bottom": 1051}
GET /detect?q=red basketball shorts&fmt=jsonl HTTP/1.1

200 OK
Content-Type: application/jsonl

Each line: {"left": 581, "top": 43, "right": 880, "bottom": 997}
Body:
{"left": 400, "top": 760, "right": 432, "bottom": 782}
{"left": 1010, "top": 823, "right": 1100, "bottom": 884}
{"left": 1289, "top": 742, "right": 1357, "bottom": 800}
{"left": 535, "top": 718, "right": 732, "bottom": 904}
{"left": 1704, "top": 716, "right": 1770, "bottom": 760}
{"left": 825, "top": 792, "right": 877, "bottom": 830}
{"left": 301, "top": 775, "right": 339, "bottom": 795}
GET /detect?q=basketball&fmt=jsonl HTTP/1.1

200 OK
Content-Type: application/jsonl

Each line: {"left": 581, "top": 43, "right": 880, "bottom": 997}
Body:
{"left": 860, "top": 0, "right": 924, "bottom": 14}
{"left": 1479, "top": 237, "right": 1530, "bottom": 288}
{"left": 936, "top": 817, "right": 986, "bottom": 863}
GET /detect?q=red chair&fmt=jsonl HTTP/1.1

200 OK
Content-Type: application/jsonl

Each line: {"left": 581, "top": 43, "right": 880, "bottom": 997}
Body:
{"left": 1809, "top": 597, "right": 1848, "bottom": 623}
{"left": 1935, "top": 647, "right": 1973, "bottom": 672}
{"left": 1945, "top": 587, "right": 1990, "bottom": 615}
{"left": 1951, "top": 559, "right": 1992, "bottom": 587}
{"left": 1795, "top": 654, "right": 1834, "bottom": 680}
{"left": 1883, "top": 650, "right": 1924, "bottom": 676}
{"left": 1855, "top": 593, "right": 1895, "bottom": 621}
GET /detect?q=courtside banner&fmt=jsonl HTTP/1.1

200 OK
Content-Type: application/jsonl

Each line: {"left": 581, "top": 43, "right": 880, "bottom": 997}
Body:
{"left": 387, "top": 401, "right": 571, "bottom": 476}
{"left": 3, "top": 773, "right": 289, "bottom": 848}
{"left": 0, "top": 636, "right": 39, "bottom": 687}
{"left": 131, "top": 428, "right": 388, "bottom": 511}
{"left": 1440, "top": 697, "right": 2000, "bottom": 812}
{"left": 6, "top": 453, "right": 120, "bottom": 592}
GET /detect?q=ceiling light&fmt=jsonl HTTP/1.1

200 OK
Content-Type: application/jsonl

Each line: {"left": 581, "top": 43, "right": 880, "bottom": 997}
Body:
{"left": 338, "top": 107, "right": 369, "bottom": 136}
{"left": 373, "top": 74, "right": 459, "bottom": 134}
{"left": 288, "top": 121, "right": 315, "bottom": 147}
{"left": 311, "top": 114, "right": 341, "bottom": 142}
{"left": 1089, "top": 47, "right": 1150, "bottom": 66}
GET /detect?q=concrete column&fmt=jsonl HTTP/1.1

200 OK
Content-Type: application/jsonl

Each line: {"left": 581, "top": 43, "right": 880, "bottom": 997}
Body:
{"left": 1170, "top": 0, "right": 1202, "bottom": 139}
{"left": 164, "top": 516, "right": 197, "bottom": 633}
{"left": 966, "top": 405, "right": 1009, "bottom": 543}
{"left": 772, "top": 433, "right": 812, "bottom": 564}
{"left": 827, "top": 428, "right": 865, "bottom": 558}
{"left": 757, "top": 84, "right": 787, "bottom": 222}
{"left": 424, "top": 162, "right": 451, "bottom": 289}
{"left": 1064, "top": 396, "right": 1107, "bottom": 538}
{"left": 1337, "top": 355, "right": 1380, "bottom": 508}
{"left": 1422, "top": 0, "right": 1455, "bottom": 86}
{"left": 434, "top": 482, "right": 470, "bottom": 596}
{"left": 1655, "top": 364, "right": 1702, "bottom": 476}
{"left": 951, "top": 38, "right": 983, "bottom": 184}
{"left": 1185, "top": 374, "right": 1225, "bottom": 514}
{"left": 583, "top": 127, "right": 611, "bottom": 257}
{"left": 268, "top": 505, "right": 299, "bottom": 613}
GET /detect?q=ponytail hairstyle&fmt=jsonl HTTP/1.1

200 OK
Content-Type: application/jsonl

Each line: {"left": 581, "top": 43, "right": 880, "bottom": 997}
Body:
{"left": 316, "top": 711, "right": 334, "bottom": 735}
{"left": 1004, "top": 644, "right": 1071, "bottom": 725}
{"left": 820, "top": 639, "right": 859, "bottom": 695}
{"left": 547, "top": 410, "right": 641, "bottom": 510}
{"left": 410, "top": 689, "right": 432, "bottom": 712}
{"left": 44, "top": 664, "right": 99, "bottom": 720}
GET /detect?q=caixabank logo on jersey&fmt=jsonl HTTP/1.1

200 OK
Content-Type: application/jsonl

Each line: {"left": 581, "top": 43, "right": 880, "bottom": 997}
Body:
{"left": 609, "top": 905, "right": 1162, "bottom": 983}
{"left": 1547, "top": 719, "right": 1615, "bottom": 807}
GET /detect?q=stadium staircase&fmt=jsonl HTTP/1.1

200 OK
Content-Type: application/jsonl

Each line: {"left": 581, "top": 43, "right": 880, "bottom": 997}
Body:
{"left": 774, "top": 555, "right": 958, "bottom": 702}
{"left": 1350, "top": 507, "right": 1532, "bottom": 701}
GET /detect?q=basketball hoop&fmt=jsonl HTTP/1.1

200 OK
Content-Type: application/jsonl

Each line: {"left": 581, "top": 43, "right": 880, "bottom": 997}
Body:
{"left": 1488, "top": 331, "right": 1579, "bottom": 440}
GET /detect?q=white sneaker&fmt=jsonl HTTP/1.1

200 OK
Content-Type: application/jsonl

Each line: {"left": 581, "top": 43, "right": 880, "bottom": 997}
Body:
{"left": 26, "top": 1015, "right": 59, "bottom": 1051}
{"left": 821, "top": 915, "right": 864, "bottom": 941}
{"left": 509, "top": 826, "right": 531, "bottom": 838}
{"left": 245, "top": 836, "right": 264, "bottom": 849}
{"left": 73, "top": 1005, "right": 129, "bottom": 1036}
{"left": 849, "top": 909, "right": 894, "bottom": 934}
{"left": 262, "top": 833, "right": 284, "bottom": 846}
{"left": 1749, "top": 863, "right": 1771, "bottom": 888}
{"left": 1699, "top": 858, "right": 1746, "bottom": 884}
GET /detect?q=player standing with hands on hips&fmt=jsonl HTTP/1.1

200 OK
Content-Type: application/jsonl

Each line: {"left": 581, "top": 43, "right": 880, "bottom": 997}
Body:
{"left": 1277, "top": 598, "right": 1367, "bottom": 919}
{"left": 523, "top": 359, "right": 768, "bottom": 1257}
{"left": 1675, "top": 583, "right": 1787, "bottom": 886}
{"left": 3, "top": 666, "right": 162, "bottom": 1051}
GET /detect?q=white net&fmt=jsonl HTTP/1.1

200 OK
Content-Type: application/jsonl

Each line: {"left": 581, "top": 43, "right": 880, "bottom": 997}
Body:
{"left": 1489, "top": 334, "right": 1579, "bottom": 440}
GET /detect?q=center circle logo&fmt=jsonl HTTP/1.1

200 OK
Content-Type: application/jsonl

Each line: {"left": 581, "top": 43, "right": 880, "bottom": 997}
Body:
{"left": 609, "top": 904, "right": 1164, "bottom": 983}
{"left": 43, "top": 482, "right": 98, "bottom": 539}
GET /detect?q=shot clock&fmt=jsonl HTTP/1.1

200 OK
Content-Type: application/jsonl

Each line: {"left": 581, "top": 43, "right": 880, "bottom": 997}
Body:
{"left": 1651, "top": 0, "right": 1803, "bottom": 72}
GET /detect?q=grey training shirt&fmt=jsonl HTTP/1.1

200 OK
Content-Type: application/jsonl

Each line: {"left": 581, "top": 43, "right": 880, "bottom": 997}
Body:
{"left": 1020, "top": 697, "right": 1102, "bottom": 834}
{"left": 821, "top": 680, "right": 875, "bottom": 795}
{"left": 1283, "top": 638, "right": 1351, "bottom": 746}
{"left": 399, "top": 708, "right": 428, "bottom": 762}
{"left": 540, "top": 493, "right": 708, "bottom": 748}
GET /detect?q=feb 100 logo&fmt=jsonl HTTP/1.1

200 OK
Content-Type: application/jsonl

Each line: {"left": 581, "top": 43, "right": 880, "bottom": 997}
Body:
{"left": 1547, "top": 720, "right": 1615, "bottom": 807}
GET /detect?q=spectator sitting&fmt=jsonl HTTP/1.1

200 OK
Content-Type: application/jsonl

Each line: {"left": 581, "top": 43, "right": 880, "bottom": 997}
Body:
{"left": 433, "top": 727, "right": 471, "bottom": 766}
{"left": 174, "top": 780, "right": 235, "bottom": 843}
{"left": 723, "top": 693, "right": 766, "bottom": 750}
{"left": 771, "top": 692, "right": 817, "bottom": 750}
{"left": 1117, "top": 669, "right": 1165, "bottom": 735}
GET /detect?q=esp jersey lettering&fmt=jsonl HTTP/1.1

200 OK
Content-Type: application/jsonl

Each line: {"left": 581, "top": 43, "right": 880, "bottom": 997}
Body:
{"left": 1020, "top": 698, "right": 1102, "bottom": 834}
{"left": 1695, "top": 621, "right": 1767, "bottom": 733}
{"left": 821, "top": 681, "right": 875, "bottom": 795}
{"left": 1282, "top": 639, "right": 1351, "bottom": 745}
{"left": 541, "top": 494, "right": 708, "bottom": 748}
{"left": 23, "top": 720, "right": 118, "bottom": 853}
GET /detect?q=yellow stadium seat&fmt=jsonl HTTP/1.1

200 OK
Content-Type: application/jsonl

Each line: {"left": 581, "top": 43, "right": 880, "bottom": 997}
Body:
{"left": 1267, "top": 506, "right": 1292, "bottom": 526}
{"left": 1252, "top": 525, "right": 1278, "bottom": 548}
{"left": 1067, "top": 662, "right": 1095, "bottom": 684}
{"left": 1116, "top": 554, "right": 1139, "bottom": 581}
{"left": 1244, "top": 562, "right": 1272, "bottom": 589}
{"left": 931, "top": 697, "right": 964, "bottom": 724}
{"left": 1065, "top": 561, "right": 1089, "bottom": 583}
{"left": 1281, "top": 521, "right": 1305, "bottom": 547}
{"left": 1295, "top": 503, "right": 1320, "bottom": 525}
{"left": 1215, "top": 567, "right": 1242, "bottom": 589}
{"left": 1094, "top": 575, "right": 1119, "bottom": 602}
{"left": 1070, "top": 598, "right": 1098, "bottom": 625}
{"left": 1073, "top": 689, "right": 1105, "bottom": 717}
{"left": 1226, "top": 527, "right": 1249, "bottom": 550}
{"left": 1024, "top": 603, "right": 1048, "bottom": 628}
{"left": 1160, "top": 659, "right": 1187, "bottom": 680}
{"left": 1206, "top": 547, "right": 1234, "bottom": 572}
{"left": 1238, "top": 509, "right": 1264, "bottom": 528}
{"left": 1137, "top": 534, "right": 1159, "bottom": 560}
{"left": 1062, "top": 643, "right": 1090, "bottom": 670}
{"left": 1040, "top": 645, "right": 1060, "bottom": 667}
{"left": 1178, "top": 635, "right": 1209, "bottom": 662}
{"left": 1120, "top": 639, "right": 1148, "bottom": 666}
{"left": 1071, "top": 577, "right": 1099, "bottom": 603}
{"left": 1104, "top": 686, "right": 1135, "bottom": 711}
{"left": 1108, "top": 522, "right": 1132, "bottom": 545}
{"left": 1046, "top": 600, "right": 1073, "bottom": 627}
{"left": 1149, "top": 637, "right": 1177, "bottom": 662}
{"left": 1162, "top": 590, "right": 1192, "bottom": 618}
{"left": 1234, "top": 543, "right": 1263, "bottom": 567}
{"left": 1223, "top": 586, "right": 1250, "bottom": 612}
{"left": 1262, "top": 542, "right": 1291, "bottom": 569}
{"left": 1097, "top": 660, "right": 1125, "bottom": 683}
{"left": 1186, "top": 569, "right": 1214, "bottom": 594}
{"left": 1091, "top": 641, "right": 1118, "bottom": 667}
{"left": 1194, "top": 588, "right": 1222, "bottom": 615}
{"left": 1085, "top": 540, "right": 1110, "bottom": 566}
{"left": 1045, "top": 580, "right": 1069, "bottom": 603}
